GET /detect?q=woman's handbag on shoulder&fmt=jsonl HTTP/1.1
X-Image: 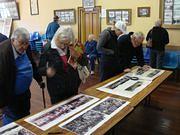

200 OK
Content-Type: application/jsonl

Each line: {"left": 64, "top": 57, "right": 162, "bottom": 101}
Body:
{"left": 77, "top": 64, "right": 90, "bottom": 83}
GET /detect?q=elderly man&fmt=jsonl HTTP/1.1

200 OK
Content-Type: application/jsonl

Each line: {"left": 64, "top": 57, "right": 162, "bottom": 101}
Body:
{"left": 0, "top": 28, "right": 43, "bottom": 125}
{"left": 117, "top": 32, "right": 145, "bottom": 73}
{"left": 146, "top": 19, "right": 169, "bottom": 69}
{"left": 97, "top": 20, "right": 127, "bottom": 82}
{"left": 46, "top": 15, "right": 60, "bottom": 41}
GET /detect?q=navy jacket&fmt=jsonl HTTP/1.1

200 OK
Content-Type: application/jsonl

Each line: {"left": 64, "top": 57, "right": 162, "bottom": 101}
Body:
{"left": 117, "top": 33, "right": 144, "bottom": 69}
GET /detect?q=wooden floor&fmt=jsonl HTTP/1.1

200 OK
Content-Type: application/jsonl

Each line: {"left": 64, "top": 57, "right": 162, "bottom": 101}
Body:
{"left": 1, "top": 69, "right": 180, "bottom": 135}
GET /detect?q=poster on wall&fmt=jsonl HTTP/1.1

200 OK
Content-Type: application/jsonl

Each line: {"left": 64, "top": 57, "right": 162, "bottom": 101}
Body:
{"left": 25, "top": 94, "right": 99, "bottom": 131}
{"left": 97, "top": 75, "right": 152, "bottom": 98}
{"left": 59, "top": 97, "right": 130, "bottom": 135}
{"left": 0, "top": 122, "right": 35, "bottom": 135}
{"left": 0, "top": 18, "right": 12, "bottom": 37}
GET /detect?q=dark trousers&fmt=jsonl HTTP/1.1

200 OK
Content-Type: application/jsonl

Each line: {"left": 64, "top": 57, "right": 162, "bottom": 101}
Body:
{"left": 100, "top": 57, "right": 119, "bottom": 82}
{"left": 2, "top": 90, "right": 31, "bottom": 125}
{"left": 150, "top": 49, "right": 165, "bottom": 69}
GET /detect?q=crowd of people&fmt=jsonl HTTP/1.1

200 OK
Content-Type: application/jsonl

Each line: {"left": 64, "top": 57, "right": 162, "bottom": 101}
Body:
{"left": 0, "top": 17, "right": 169, "bottom": 126}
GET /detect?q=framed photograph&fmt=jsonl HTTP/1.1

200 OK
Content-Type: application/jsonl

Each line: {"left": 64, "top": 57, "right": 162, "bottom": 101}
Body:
{"left": 137, "top": 7, "right": 150, "bottom": 17}
{"left": 30, "top": 0, "right": 39, "bottom": 15}
{"left": 54, "top": 9, "right": 76, "bottom": 25}
{"left": 106, "top": 9, "right": 132, "bottom": 25}
{"left": 82, "top": 0, "right": 95, "bottom": 9}
{"left": 0, "top": 0, "right": 20, "bottom": 20}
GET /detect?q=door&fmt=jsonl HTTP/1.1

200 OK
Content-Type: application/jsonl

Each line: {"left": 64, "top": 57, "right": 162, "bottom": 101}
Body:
{"left": 78, "top": 6, "right": 101, "bottom": 44}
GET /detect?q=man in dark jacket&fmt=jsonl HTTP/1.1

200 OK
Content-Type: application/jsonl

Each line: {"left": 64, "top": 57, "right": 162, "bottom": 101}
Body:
{"left": 117, "top": 32, "right": 145, "bottom": 73}
{"left": 46, "top": 15, "right": 60, "bottom": 41}
{"left": 0, "top": 28, "right": 43, "bottom": 125}
{"left": 0, "top": 33, "right": 8, "bottom": 43}
{"left": 146, "top": 19, "right": 169, "bottom": 69}
{"left": 97, "top": 21, "right": 127, "bottom": 82}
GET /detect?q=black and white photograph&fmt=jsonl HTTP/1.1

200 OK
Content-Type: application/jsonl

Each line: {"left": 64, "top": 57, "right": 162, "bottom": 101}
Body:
{"left": 54, "top": 9, "right": 76, "bottom": 24}
{"left": 147, "top": 70, "right": 161, "bottom": 78}
{"left": 130, "top": 67, "right": 165, "bottom": 81}
{"left": 97, "top": 75, "right": 152, "bottom": 98}
{"left": 125, "top": 81, "right": 143, "bottom": 92}
{"left": 106, "top": 76, "right": 130, "bottom": 89}
{"left": 0, "top": 122, "right": 35, "bottom": 135}
{"left": 25, "top": 94, "right": 99, "bottom": 131}
{"left": 59, "top": 97, "right": 129, "bottom": 135}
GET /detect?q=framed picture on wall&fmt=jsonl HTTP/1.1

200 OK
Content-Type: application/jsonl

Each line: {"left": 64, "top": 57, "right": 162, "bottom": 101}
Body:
{"left": 0, "top": 0, "right": 20, "bottom": 20}
{"left": 137, "top": 7, "right": 150, "bottom": 17}
{"left": 30, "top": 0, "right": 39, "bottom": 15}
{"left": 54, "top": 9, "right": 76, "bottom": 25}
{"left": 106, "top": 9, "right": 132, "bottom": 25}
{"left": 82, "top": 0, "right": 95, "bottom": 9}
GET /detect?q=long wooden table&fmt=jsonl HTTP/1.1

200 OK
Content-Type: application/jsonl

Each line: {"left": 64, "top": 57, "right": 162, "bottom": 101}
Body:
{"left": 16, "top": 68, "right": 172, "bottom": 135}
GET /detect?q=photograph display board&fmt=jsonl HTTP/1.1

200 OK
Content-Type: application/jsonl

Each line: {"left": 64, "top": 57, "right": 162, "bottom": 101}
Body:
{"left": 54, "top": 9, "right": 76, "bottom": 25}
{"left": 25, "top": 94, "right": 99, "bottom": 131}
{"left": 161, "top": 0, "right": 180, "bottom": 28}
{"left": 0, "top": 0, "right": 19, "bottom": 20}
{"left": 0, "top": 122, "right": 35, "bottom": 135}
{"left": 97, "top": 75, "right": 152, "bottom": 98}
{"left": 106, "top": 9, "right": 131, "bottom": 25}
{"left": 59, "top": 97, "right": 130, "bottom": 135}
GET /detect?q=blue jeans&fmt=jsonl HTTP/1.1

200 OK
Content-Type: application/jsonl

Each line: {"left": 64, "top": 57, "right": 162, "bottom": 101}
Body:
{"left": 150, "top": 49, "right": 164, "bottom": 69}
{"left": 88, "top": 55, "right": 97, "bottom": 71}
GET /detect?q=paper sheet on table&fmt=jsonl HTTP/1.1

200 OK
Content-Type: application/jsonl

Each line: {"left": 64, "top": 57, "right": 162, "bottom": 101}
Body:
{"left": 59, "top": 97, "right": 130, "bottom": 135}
{"left": 25, "top": 94, "right": 99, "bottom": 131}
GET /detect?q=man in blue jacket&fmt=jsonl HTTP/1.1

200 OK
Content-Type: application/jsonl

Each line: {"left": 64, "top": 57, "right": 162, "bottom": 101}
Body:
{"left": 46, "top": 15, "right": 60, "bottom": 41}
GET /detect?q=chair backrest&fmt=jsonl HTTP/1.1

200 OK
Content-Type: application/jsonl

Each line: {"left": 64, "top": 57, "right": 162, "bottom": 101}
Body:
{"left": 163, "top": 51, "right": 178, "bottom": 68}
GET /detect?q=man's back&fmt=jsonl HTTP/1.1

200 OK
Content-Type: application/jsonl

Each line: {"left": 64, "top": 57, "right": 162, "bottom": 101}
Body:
{"left": 46, "top": 21, "right": 59, "bottom": 41}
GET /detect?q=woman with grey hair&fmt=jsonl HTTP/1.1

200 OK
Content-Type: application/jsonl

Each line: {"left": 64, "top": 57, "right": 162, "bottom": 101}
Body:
{"left": 39, "top": 26, "right": 87, "bottom": 104}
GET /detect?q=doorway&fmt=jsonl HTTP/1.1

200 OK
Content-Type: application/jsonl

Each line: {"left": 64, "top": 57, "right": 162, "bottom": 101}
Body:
{"left": 78, "top": 6, "right": 101, "bottom": 44}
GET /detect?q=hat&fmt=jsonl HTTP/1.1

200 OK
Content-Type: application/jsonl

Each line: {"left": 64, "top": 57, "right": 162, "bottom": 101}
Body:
{"left": 53, "top": 15, "right": 59, "bottom": 21}
{"left": 115, "top": 20, "right": 127, "bottom": 34}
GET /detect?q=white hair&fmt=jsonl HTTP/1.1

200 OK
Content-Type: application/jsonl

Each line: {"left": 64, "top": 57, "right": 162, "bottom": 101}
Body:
{"left": 11, "top": 27, "right": 30, "bottom": 42}
{"left": 134, "top": 31, "right": 144, "bottom": 39}
{"left": 155, "top": 19, "right": 162, "bottom": 27}
{"left": 51, "top": 26, "right": 75, "bottom": 45}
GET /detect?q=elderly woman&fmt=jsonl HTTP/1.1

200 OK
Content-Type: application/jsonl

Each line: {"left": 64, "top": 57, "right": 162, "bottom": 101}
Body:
{"left": 39, "top": 26, "right": 86, "bottom": 104}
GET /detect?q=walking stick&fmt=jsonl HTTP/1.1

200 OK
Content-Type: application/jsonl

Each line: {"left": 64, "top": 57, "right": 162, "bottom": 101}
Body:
{"left": 40, "top": 82, "right": 46, "bottom": 108}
